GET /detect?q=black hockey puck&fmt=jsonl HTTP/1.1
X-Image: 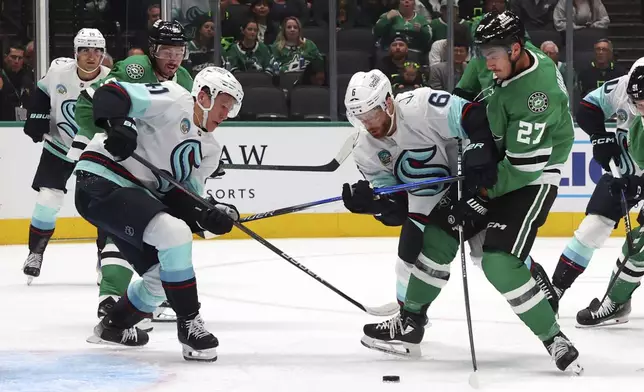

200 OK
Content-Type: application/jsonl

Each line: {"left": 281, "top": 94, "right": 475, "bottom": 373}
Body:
{"left": 382, "top": 375, "right": 400, "bottom": 382}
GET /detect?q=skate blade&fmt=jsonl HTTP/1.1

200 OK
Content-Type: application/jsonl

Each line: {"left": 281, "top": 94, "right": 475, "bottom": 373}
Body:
{"left": 575, "top": 316, "right": 629, "bottom": 329}
{"left": 26, "top": 276, "right": 34, "bottom": 286}
{"left": 181, "top": 344, "right": 218, "bottom": 362}
{"left": 86, "top": 334, "right": 146, "bottom": 347}
{"left": 360, "top": 336, "right": 421, "bottom": 358}
{"left": 152, "top": 313, "right": 177, "bottom": 323}
{"left": 566, "top": 360, "right": 584, "bottom": 376}
{"left": 136, "top": 318, "right": 154, "bottom": 333}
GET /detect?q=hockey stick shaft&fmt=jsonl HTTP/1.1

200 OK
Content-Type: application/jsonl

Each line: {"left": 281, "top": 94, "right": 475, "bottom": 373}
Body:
{"left": 240, "top": 176, "right": 464, "bottom": 223}
{"left": 131, "top": 152, "right": 396, "bottom": 316}
{"left": 599, "top": 160, "right": 636, "bottom": 304}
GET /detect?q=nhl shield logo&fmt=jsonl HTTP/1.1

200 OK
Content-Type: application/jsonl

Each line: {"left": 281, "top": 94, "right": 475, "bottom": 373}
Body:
{"left": 377, "top": 149, "right": 392, "bottom": 166}
{"left": 180, "top": 118, "right": 191, "bottom": 134}
{"left": 56, "top": 84, "right": 67, "bottom": 95}
{"left": 527, "top": 92, "right": 548, "bottom": 113}
{"left": 125, "top": 63, "right": 145, "bottom": 80}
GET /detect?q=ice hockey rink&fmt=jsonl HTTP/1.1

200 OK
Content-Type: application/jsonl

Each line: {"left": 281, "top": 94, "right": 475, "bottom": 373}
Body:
{"left": 1, "top": 236, "right": 643, "bottom": 392}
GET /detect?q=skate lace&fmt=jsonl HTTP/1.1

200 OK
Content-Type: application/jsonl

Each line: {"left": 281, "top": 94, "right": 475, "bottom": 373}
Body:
{"left": 25, "top": 253, "right": 42, "bottom": 268}
{"left": 549, "top": 336, "right": 572, "bottom": 362}
{"left": 534, "top": 274, "right": 553, "bottom": 300}
{"left": 375, "top": 314, "right": 404, "bottom": 339}
{"left": 186, "top": 315, "right": 210, "bottom": 340}
{"left": 120, "top": 327, "right": 139, "bottom": 344}
{"left": 591, "top": 298, "right": 617, "bottom": 319}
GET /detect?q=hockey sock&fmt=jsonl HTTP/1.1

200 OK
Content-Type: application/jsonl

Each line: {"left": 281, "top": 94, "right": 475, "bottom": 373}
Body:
{"left": 127, "top": 272, "right": 166, "bottom": 314}
{"left": 396, "top": 219, "right": 424, "bottom": 305}
{"left": 99, "top": 238, "right": 134, "bottom": 297}
{"left": 28, "top": 188, "right": 64, "bottom": 254}
{"left": 108, "top": 294, "right": 149, "bottom": 329}
{"left": 553, "top": 236, "right": 593, "bottom": 292}
{"left": 482, "top": 250, "right": 559, "bottom": 341}
{"left": 608, "top": 226, "right": 644, "bottom": 304}
{"left": 403, "top": 225, "right": 457, "bottom": 313}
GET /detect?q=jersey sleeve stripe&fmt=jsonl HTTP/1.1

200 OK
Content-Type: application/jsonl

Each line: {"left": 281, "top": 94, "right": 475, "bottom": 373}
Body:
{"left": 506, "top": 147, "right": 553, "bottom": 159}
{"left": 580, "top": 100, "right": 601, "bottom": 112}
{"left": 506, "top": 159, "right": 548, "bottom": 173}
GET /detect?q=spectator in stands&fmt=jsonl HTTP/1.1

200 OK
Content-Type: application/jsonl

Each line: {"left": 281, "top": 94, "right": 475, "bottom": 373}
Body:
{"left": 136, "top": 4, "right": 162, "bottom": 50}
{"left": 102, "top": 52, "right": 114, "bottom": 69}
{"left": 577, "top": 39, "right": 625, "bottom": 97}
{"left": 128, "top": 47, "right": 146, "bottom": 57}
{"left": 0, "top": 43, "right": 33, "bottom": 121}
{"left": 313, "top": 0, "right": 358, "bottom": 31}
{"left": 226, "top": 20, "right": 274, "bottom": 72}
{"left": 188, "top": 14, "right": 218, "bottom": 68}
{"left": 553, "top": 0, "right": 609, "bottom": 32}
{"left": 511, "top": 0, "right": 558, "bottom": 30}
{"left": 250, "top": 0, "right": 278, "bottom": 44}
{"left": 25, "top": 41, "right": 35, "bottom": 70}
{"left": 376, "top": 32, "right": 410, "bottom": 81}
{"left": 428, "top": 22, "right": 470, "bottom": 65}
{"left": 271, "top": 16, "right": 323, "bottom": 73}
{"left": 373, "top": 0, "right": 432, "bottom": 59}
{"left": 356, "top": 0, "right": 397, "bottom": 27}
{"left": 297, "top": 59, "right": 327, "bottom": 86}
{"left": 429, "top": 0, "right": 470, "bottom": 41}
{"left": 540, "top": 40, "right": 572, "bottom": 84}
{"left": 269, "top": 0, "right": 309, "bottom": 29}
{"left": 429, "top": 30, "right": 469, "bottom": 89}
{"left": 392, "top": 61, "right": 424, "bottom": 94}
{"left": 219, "top": 0, "right": 246, "bottom": 49}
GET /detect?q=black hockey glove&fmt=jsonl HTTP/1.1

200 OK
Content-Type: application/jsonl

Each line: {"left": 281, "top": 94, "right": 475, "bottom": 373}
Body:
{"left": 590, "top": 132, "right": 621, "bottom": 172}
{"left": 342, "top": 180, "right": 381, "bottom": 214}
{"left": 609, "top": 174, "right": 644, "bottom": 201}
{"left": 23, "top": 111, "right": 50, "bottom": 143}
{"left": 198, "top": 207, "right": 235, "bottom": 235}
{"left": 462, "top": 140, "right": 498, "bottom": 194}
{"left": 104, "top": 118, "right": 138, "bottom": 161}
{"left": 205, "top": 192, "right": 240, "bottom": 222}
{"left": 451, "top": 194, "right": 489, "bottom": 226}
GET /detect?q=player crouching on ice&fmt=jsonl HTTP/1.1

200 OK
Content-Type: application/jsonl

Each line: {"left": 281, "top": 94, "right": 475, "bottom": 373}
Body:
{"left": 73, "top": 67, "right": 243, "bottom": 362}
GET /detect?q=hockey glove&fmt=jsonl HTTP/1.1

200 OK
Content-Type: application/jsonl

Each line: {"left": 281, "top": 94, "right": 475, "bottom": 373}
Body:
{"left": 462, "top": 140, "right": 498, "bottom": 193}
{"left": 205, "top": 192, "right": 240, "bottom": 222}
{"left": 23, "top": 111, "right": 51, "bottom": 143}
{"left": 609, "top": 174, "right": 644, "bottom": 201}
{"left": 590, "top": 132, "right": 621, "bottom": 172}
{"left": 342, "top": 180, "right": 381, "bottom": 214}
{"left": 451, "top": 194, "right": 489, "bottom": 226}
{"left": 104, "top": 118, "right": 138, "bottom": 161}
{"left": 198, "top": 207, "right": 234, "bottom": 235}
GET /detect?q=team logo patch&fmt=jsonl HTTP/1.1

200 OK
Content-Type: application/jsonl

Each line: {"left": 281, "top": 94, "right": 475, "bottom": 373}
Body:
{"left": 125, "top": 63, "right": 145, "bottom": 80}
{"left": 527, "top": 91, "right": 548, "bottom": 113}
{"left": 180, "top": 118, "right": 191, "bottom": 134}
{"left": 56, "top": 84, "right": 67, "bottom": 95}
{"left": 617, "top": 108, "right": 628, "bottom": 123}
{"left": 377, "top": 149, "right": 392, "bottom": 166}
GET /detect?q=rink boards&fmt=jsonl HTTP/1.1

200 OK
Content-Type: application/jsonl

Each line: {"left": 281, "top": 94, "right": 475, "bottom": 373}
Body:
{"left": 0, "top": 122, "right": 635, "bottom": 245}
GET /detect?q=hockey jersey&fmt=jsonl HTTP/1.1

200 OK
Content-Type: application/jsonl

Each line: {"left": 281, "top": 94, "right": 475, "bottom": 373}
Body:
{"left": 74, "top": 81, "right": 221, "bottom": 197}
{"left": 35, "top": 57, "right": 110, "bottom": 162}
{"left": 352, "top": 87, "right": 467, "bottom": 221}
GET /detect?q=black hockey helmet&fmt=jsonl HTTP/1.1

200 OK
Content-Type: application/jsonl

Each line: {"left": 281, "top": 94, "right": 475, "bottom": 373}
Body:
{"left": 627, "top": 66, "right": 644, "bottom": 101}
{"left": 473, "top": 11, "right": 525, "bottom": 49}
{"left": 148, "top": 20, "right": 188, "bottom": 48}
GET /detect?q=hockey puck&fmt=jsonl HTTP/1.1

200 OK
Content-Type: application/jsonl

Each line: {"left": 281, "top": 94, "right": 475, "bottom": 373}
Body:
{"left": 382, "top": 375, "right": 400, "bottom": 382}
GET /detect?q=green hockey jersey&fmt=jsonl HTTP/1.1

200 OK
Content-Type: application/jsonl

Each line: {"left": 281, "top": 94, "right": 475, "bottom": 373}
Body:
{"left": 485, "top": 48, "right": 574, "bottom": 199}
{"left": 627, "top": 118, "right": 644, "bottom": 170}
{"left": 226, "top": 41, "right": 274, "bottom": 73}
{"left": 69, "top": 55, "right": 193, "bottom": 160}
{"left": 270, "top": 40, "right": 323, "bottom": 73}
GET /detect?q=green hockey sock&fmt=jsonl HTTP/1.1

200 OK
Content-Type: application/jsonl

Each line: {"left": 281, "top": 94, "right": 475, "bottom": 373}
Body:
{"left": 482, "top": 250, "right": 559, "bottom": 341}
{"left": 98, "top": 239, "right": 134, "bottom": 297}
{"left": 609, "top": 226, "right": 644, "bottom": 304}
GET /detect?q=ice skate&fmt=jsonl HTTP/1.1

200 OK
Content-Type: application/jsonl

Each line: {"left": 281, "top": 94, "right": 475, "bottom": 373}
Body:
{"left": 544, "top": 332, "right": 583, "bottom": 375}
{"left": 576, "top": 297, "right": 631, "bottom": 327}
{"left": 360, "top": 310, "right": 424, "bottom": 358}
{"left": 97, "top": 295, "right": 153, "bottom": 332}
{"left": 153, "top": 300, "right": 177, "bottom": 322}
{"left": 531, "top": 262, "right": 559, "bottom": 314}
{"left": 23, "top": 252, "right": 43, "bottom": 285}
{"left": 87, "top": 313, "right": 149, "bottom": 347}
{"left": 177, "top": 313, "right": 218, "bottom": 362}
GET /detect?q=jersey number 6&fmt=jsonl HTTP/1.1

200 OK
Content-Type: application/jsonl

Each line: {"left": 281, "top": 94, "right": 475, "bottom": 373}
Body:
{"left": 428, "top": 92, "right": 450, "bottom": 107}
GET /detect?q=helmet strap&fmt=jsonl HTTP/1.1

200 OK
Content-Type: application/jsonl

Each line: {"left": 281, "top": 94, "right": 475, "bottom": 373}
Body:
{"left": 197, "top": 89, "right": 217, "bottom": 129}
{"left": 385, "top": 99, "right": 396, "bottom": 136}
{"left": 75, "top": 51, "right": 105, "bottom": 75}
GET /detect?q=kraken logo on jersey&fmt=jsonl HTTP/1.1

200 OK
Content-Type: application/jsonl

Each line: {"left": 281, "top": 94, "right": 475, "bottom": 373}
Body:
{"left": 394, "top": 147, "right": 450, "bottom": 196}
{"left": 56, "top": 99, "right": 79, "bottom": 138}
{"left": 527, "top": 91, "right": 548, "bottom": 113}
{"left": 155, "top": 140, "right": 204, "bottom": 193}
{"left": 616, "top": 128, "right": 636, "bottom": 176}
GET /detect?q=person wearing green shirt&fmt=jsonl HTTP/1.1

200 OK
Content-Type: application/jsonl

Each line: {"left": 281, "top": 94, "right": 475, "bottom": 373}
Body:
{"left": 373, "top": 0, "right": 432, "bottom": 55}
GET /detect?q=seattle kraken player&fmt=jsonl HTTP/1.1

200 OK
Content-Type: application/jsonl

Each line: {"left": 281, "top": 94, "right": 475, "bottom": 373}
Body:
{"left": 22, "top": 28, "right": 110, "bottom": 284}
{"left": 75, "top": 67, "right": 243, "bottom": 361}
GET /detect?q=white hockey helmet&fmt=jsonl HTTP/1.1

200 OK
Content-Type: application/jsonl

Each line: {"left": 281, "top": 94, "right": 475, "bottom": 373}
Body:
{"left": 344, "top": 70, "right": 394, "bottom": 131}
{"left": 625, "top": 57, "right": 644, "bottom": 115}
{"left": 192, "top": 66, "right": 244, "bottom": 126}
{"left": 74, "top": 28, "right": 106, "bottom": 73}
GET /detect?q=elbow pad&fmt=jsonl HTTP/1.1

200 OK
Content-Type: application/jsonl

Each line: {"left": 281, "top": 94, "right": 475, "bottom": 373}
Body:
{"left": 93, "top": 83, "right": 132, "bottom": 130}
{"left": 576, "top": 101, "right": 607, "bottom": 136}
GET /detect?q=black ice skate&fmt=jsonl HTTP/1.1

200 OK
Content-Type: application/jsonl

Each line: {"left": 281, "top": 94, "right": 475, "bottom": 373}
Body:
{"left": 544, "top": 332, "right": 583, "bottom": 375}
{"left": 87, "top": 314, "right": 150, "bottom": 347}
{"left": 576, "top": 297, "right": 631, "bottom": 327}
{"left": 153, "top": 300, "right": 177, "bottom": 322}
{"left": 360, "top": 310, "right": 424, "bottom": 358}
{"left": 23, "top": 252, "right": 43, "bottom": 285}
{"left": 97, "top": 295, "right": 153, "bottom": 332}
{"left": 531, "top": 262, "right": 560, "bottom": 314}
{"left": 178, "top": 313, "right": 218, "bottom": 362}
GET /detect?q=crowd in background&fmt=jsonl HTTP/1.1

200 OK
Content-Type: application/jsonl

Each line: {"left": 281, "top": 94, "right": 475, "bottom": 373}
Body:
{"left": 0, "top": 0, "right": 628, "bottom": 120}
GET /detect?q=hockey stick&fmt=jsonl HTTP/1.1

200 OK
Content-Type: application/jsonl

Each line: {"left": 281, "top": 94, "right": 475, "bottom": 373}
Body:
{"left": 221, "top": 132, "right": 357, "bottom": 172}
{"left": 457, "top": 140, "right": 479, "bottom": 387}
{"left": 598, "top": 160, "right": 637, "bottom": 305}
{"left": 131, "top": 152, "right": 399, "bottom": 317}
{"left": 239, "top": 176, "right": 464, "bottom": 223}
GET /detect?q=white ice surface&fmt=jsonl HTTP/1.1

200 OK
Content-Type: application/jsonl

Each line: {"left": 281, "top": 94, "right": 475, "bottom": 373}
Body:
{"left": 1, "top": 237, "right": 643, "bottom": 392}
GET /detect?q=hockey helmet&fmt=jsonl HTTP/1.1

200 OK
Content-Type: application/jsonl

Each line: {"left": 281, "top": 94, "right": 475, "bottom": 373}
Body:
{"left": 148, "top": 20, "right": 189, "bottom": 59}
{"left": 192, "top": 66, "right": 244, "bottom": 124}
{"left": 473, "top": 11, "right": 525, "bottom": 49}
{"left": 344, "top": 70, "right": 394, "bottom": 132}
{"left": 627, "top": 65, "right": 644, "bottom": 115}
{"left": 73, "top": 28, "right": 106, "bottom": 73}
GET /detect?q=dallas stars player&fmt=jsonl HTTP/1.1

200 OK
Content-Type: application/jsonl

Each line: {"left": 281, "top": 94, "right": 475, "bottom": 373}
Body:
{"left": 69, "top": 20, "right": 193, "bottom": 324}
{"left": 576, "top": 65, "right": 644, "bottom": 327}
{"left": 22, "top": 28, "right": 110, "bottom": 284}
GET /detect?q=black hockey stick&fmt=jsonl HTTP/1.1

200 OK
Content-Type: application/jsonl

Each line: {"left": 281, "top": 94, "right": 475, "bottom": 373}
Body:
{"left": 131, "top": 152, "right": 399, "bottom": 317}
{"left": 598, "top": 160, "right": 637, "bottom": 305}
{"left": 222, "top": 132, "right": 357, "bottom": 172}
{"left": 456, "top": 140, "right": 479, "bottom": 387}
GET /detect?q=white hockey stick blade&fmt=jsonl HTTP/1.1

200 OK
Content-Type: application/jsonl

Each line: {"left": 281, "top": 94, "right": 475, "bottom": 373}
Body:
{"left": 333, "top": 131, "right": 359, "bottom": 166}
{"left": 468, "top": 371, "right": 480, "bottom": 389}
{"left": 364, "top": 302, "right": 400, "bottom": 317}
